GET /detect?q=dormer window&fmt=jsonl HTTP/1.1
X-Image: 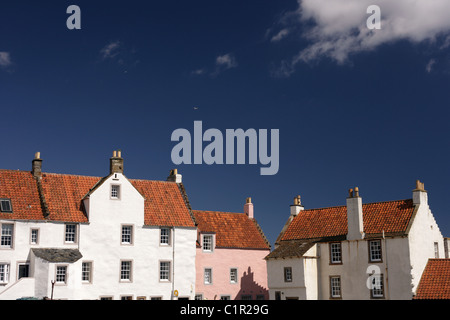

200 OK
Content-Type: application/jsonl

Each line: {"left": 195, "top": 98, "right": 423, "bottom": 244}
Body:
{"left": 0, "top": 199, "right": 12, "bottom": 213}
{"left": 202, "top": 234, "right": 213, "bottom": 252}
{"left": 111, "top": 185, "right": 120, "bottom": 199}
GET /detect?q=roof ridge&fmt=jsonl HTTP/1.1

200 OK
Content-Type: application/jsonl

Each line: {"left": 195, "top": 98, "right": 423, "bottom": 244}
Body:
{"left": 301, "top": 198, "right": 412, "bottom": 212}
{"left": 193, "top": 210, "right": 245, "bottom": 215}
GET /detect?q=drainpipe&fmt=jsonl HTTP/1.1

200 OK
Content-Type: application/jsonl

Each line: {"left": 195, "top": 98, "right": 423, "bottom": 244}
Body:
{"left": 382, "top": 230, "right": 390, "bottom": 300}
{"left": 172, "top": 228, "right": 176, "bottom": 300}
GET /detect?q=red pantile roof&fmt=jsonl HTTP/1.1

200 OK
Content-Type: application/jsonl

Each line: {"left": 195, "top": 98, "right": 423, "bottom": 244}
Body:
{"left": 193, "top": 210, "right": 270, "bottom": 250}
{"left": 131, "top": 180, "right": 195, "bottom": 227}
{"left": 0, "top": 170, "right": 44, "bottom": 221}
{"left": 415, "top": 259, "right": 450, "bottom": 299}
{"left": 281, "top": 199, "right": 415, "bottom": 241}
{"left": 0, "top": 170, "right": 195, "bottom": 227}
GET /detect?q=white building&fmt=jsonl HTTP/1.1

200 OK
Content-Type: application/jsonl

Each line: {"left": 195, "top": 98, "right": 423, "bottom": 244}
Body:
{"left": 265, "top": 182, "right": 447, "bottom": 300}
{"left": 0, "top": 152, "right": 197, "bottom": 300}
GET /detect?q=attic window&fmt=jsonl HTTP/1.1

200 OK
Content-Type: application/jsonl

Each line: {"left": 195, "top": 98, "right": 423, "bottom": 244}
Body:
{"left": 0, "top": 199, "right": 12, "bottom": 213}
{"left": 111, "top": 185, "right": 120, "bottom": 199}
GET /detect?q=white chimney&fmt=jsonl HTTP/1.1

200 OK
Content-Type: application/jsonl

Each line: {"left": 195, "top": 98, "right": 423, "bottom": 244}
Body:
{"left": 412, "top": 180, "right": 428, "bottom": 206}
{"left": 244, "top": 197, "right": 254, "bottom": 219}
{"left": 346, "top": 187, "right": 364, "bottom": 240}
{"left": 290, "top": 195, "right": 304, "bottom": 216}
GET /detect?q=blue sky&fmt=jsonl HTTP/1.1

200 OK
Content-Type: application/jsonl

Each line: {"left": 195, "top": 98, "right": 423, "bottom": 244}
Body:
{"left": 1, "top": 0, "right": 450, "bottom": 246}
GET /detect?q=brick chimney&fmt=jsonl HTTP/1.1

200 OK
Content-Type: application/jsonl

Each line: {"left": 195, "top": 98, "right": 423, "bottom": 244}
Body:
{"left": 413, "top": 180, "right": 428, "bottom": 206}
{"left": 290, "top": 195, "right": 304, "bottom": 216}
{"left": 32, "top": 152, "right": 43, "bottom": 179}
{"left": 346, "top": 187, "right": 364, "bottom": 240}
{"left": 244, "top": 197, "right": 254, "bottom": 219}
{"left": 110, "top": 150, "right": 124, "bottom": 174}
{"left": 167, "top": 169, "right": 182, "bottom": 183}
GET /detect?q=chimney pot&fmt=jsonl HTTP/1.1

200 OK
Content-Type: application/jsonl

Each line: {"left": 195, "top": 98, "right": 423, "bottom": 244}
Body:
{"left": 246, "top": 197, "right": 252, "bottom": 204}
{"left": 290, "top": 195, "right": 304, "bottom": 216}
{"left": 110, "top": 150, "right": 124, "bottom": 174}
{"left": 167, "top": 169, "right": 182, "bottom": 183}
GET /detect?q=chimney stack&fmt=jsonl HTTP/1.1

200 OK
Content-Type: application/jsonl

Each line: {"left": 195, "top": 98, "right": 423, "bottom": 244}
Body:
{"left": 244, "top": 197, "right": 254, "bottom": 219}
{"left": 290, "top": 195, "right": 304, "bottom": 216}
{"left": 167, "top": 169, "right": 182, "bottom": 183}
{"left": 32, "top": 152, "right": 43, "bottom": 179}
{"left": 346, "top": 187, "right": 364, "bottom": 240}
{"left": 413, "top": 180, "right": 428, "bottom": 205}
{"left": 110, "top": 150, "right": 124, "bottom": 174}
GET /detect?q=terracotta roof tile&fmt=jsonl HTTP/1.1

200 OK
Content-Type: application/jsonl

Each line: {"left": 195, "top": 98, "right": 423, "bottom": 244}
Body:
{"left": 281, "top": 199, "right": 415, "bottom": 241}
{"left": 0, "top": 170, "right": 43, "bottom": 220}
{"left": 415, "top": 259, "right": 450, "bottom": 299}
{"left": 131, "top": 180, "right": 195, "bottom": 227}
{"left": 41, "top": 173, "right": 99, "bottom": 223}
{"left": 0, "top": 170, "right": 196, "bottom": 227}
{"left": 193, "top": 210, "right": 270, "bottom": 249}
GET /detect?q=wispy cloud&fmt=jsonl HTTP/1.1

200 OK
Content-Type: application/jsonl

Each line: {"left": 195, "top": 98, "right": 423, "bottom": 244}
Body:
{"left": 426, "top": 59, "right": 436, "bottom": 73}
{"left": 0, "top": 52, "right": 12, "bottom": 68}
{"left": 192, "top": 53, "right": 238, "bottom": 77}
{"left": 270, "top": 29, "right": 290, "bottom": 42}
{"left": 270, "top": 0, "right": 450, "bottom": 76}
{"left": 100, "top": 41, "right": 121, "bottom": 60}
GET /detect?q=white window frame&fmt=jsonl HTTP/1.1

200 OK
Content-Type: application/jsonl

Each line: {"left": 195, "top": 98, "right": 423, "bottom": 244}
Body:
{"left": 55, "top": 265, "right": 68, "bottom": 285}
{"left": 370, "top": 274, "right": 384, "bottom": 299}
{"left": 64, "top": 224, "right": 77, "bottom": 244}
{"left": 202, "top": 234, "right": 213, "bottom": 252}
{"left": 330, "top": 242, "right": 342, "bottom": 264}
{"left": 82, "top": 261, "right": 93, "bottom": 284}
{"left": 111, "top": 184, "right": 121, "bottom": 200}
{"left": 159, "top": 261, "right": 171, "bottom": 282}
{"left": 30, "top": 228, "right": 39, "bottom": 245}
{"left": 1, "top": 223, "right": 14, "bottom": 249}
{"left": 120, "top": 260, "right": 132, "bottom": 282}
{"left": 204, "top": 268, "right": 212, "bottom": 285}
{"left": 284, "top": 267, "right": 292, "bottom": 282}
{"left": 330, "top": 276, "right": 341, "bottom": 299}
{"left": 0, "top": 263, "right": 10, "bottom": 284}
{"left": 434, "top": 242, "right": 439, "bottom": 258}
{"left": 160, "top": 228, "right": 171, "bottom": 246}
{"left": 369, "top": 240, "right": 382, "bottom": 262}
{"left": 121, "top": 225, "right": 133, "bottom": 245}
{"left": 230, "top": 268, "right": 238, "bottom": 284}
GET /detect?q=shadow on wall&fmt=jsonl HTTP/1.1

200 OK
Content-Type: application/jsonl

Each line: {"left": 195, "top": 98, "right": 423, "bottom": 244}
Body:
{"left": 235, "top": 266, "right": 269, "bottom": 300}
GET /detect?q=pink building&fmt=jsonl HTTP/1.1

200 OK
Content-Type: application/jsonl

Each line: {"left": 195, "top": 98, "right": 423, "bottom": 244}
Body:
{"left": 193, "top": 198, "right": 271, "bottom": 300}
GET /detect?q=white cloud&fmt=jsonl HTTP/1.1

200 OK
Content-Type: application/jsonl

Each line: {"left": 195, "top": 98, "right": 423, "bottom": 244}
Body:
{"left": 100, "top": 41, "right": 121, "bottom": 59}
{"left": 426, "top": 59, "right": 436, "bottom": 73}
{"left": 215, "top": 53, "right": 237, "bottom": 69}
{"left": 271, "top": 0, "right": 450, "bottom": 75}
{"left": 271, "top": 29, "right": 290, "bottom": 42}
{"left": 0, "top": 52, "right": 12, "bottom": 68}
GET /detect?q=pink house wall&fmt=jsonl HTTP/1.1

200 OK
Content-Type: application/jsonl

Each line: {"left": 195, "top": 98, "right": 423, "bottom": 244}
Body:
{"left": 195, "top": 247, "right": 270, "bottom": 300}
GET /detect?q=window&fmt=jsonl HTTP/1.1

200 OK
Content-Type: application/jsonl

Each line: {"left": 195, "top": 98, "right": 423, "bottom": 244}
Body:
{"left": 160, "top": 261, "right": 171, "bottom": 281}
{"left": 151, "top": 297, "right": 162, "bottom": 300}
{"left": 0, "top": 263, "right": 10, "bottom": 284}
{"left": 30, "top": 229, "right": 39, "bottom": 245}
{"left": 369, "top": 240, "right": 382, "bottom": 262}
{"left": 56, "top": 266, "right": 67, "bottom": 284}
{"left": 434, "top": 242, "right": 439, "bottom": 258}
{"left": 330, "top": 276, "right": 341, "bottom": 299}
{"left": 220, "top": 295, "right": 231, "bottom": 300}
{"left": 370, "top": 274, "right": 384, "bottom": 298}
{"left": 120, "top": 261, "right": 132, "bottom": 281}
{"left": 111, "top": 185, "right": 120, "bottom": 199}
{"left": 65, "top": 224, "right": 77, "bottom": 243}
{"left": 329, "top": 242, "right": 342, "bottom": 264}
{"left": 204, "top": 268, "right": 212, "bottom": 284}
{"left": 275, "top": 291, "right": 281, "bottom": 300}
{"left": 0, "top": 199, "right": 12, "bottom": 213}
{"left": 160, "top": 228, "right": 170, "bottom": 245}
{"left": 121, "top": 296, "right": 132, "bottom": 300}
{"left": 1, "top": 224, "right": 13, "bottom": 248}
{"left": 100, "top": 296, "right": 113, "bottom": 300}
{"left": 241, "top": 295, "right": 252, "bottom": 300}
{"left": 230, "top": 268, "right": 238, "bottom": 284}
{"left": 194, "top": 294, "right": 203, "bottom": 300}
{"left": 18, "top": 264, "right": 29, "bottom": 279}
{"left": 284, "top": 267, "right": 292, "bottom": 282}
{"left": 256, "top": 295, "right": 265, "bottom": 300}
{"left": 82, "top": 262, "right": 92, "bottom": 283}
{"left": 121, "top": 225, "right": 133, "bottom": 245}
{"left": 203, "top": 235, "right": 213, "bottom": 252}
